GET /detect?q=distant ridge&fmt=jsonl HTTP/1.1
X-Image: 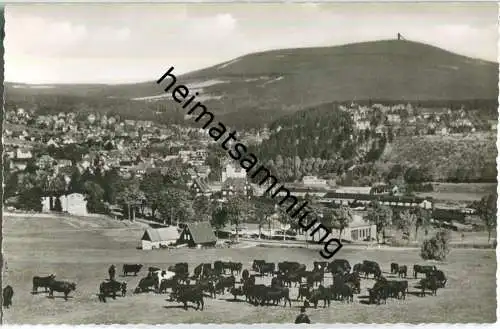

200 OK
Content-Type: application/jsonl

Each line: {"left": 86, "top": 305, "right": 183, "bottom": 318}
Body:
{"left": 5, "top": 39, "right": 498, "bottom": 127}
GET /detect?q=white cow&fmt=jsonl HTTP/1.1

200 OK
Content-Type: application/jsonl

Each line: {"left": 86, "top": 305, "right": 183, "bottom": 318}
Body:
{"left": 152, "top": 270, "right": 176, "bottom": 283}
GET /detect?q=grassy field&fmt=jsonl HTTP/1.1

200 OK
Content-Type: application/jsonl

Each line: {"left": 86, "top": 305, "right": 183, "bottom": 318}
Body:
{"left": 1, "top": 214, "right": 496, "bottom": 324}
{"left": 416, "top": 182, "right": 497, "bottom": 204}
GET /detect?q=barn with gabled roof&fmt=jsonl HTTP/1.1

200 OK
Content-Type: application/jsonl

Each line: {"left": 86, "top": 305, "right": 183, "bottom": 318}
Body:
{"left": 178, "top": 222, "right": 217, "bottom": 247}
{"left": 141, "top": 227, "right": 180, "bottom": 250}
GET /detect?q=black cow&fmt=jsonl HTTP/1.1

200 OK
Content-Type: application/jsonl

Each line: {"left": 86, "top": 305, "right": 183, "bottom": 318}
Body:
{"left": 260, "top": 263, "right": 275, "bottom": 276}
{"left": 228, "top": 262, "right": 243, "bottom": 275}
{"left": 426, "top": 270, "right": 447, "bottom": 288}
{"left": 2, "top": 285, "right": 13, "bottom": 308}
{"left": 134, "top": 276, "right": 157, "bottom": 293}
{"left": 215, "top": 275, "right": 236, "bottom": 294}
{"left": 148, "top": 266, "right": 161, "bottom": 273}
{"left": 263, "top": 286, "right": 292, "bottom": 307}
{"left": 398, "top": 265, "right": 408, "bottom": 278}
{"left": 252, "top": 260, "right": 266, "bottom": 272}
{"left": 159, "top": 277, "right": 179, "bottom": 294}
{"left": 339, "top": 283, "right": 354, "bottom": 303}
{"left": 413, "top": 265, "right": 437, "bottom": 278}
{"left": 419, "top": 276, "right": 439, "bottom": 296}
{"left": 368, "top": 279, "right": 390, "bottom": 305}
{"left": 123, "top": 264, "right": 142, "bottom": 276}
{"left": 390, "top": 263, "right": 399, "bottom": 274}
{"left": 197, "top": 278, "right": 216, "bottom": 299}
{"left": 328, "top": 259, "right": 351, "bottom": 275}
{"left": 48, "top": 280, "right": 76, "bottom": 301}
{"left": 309, "top": 285, "right": 331, "bottom": 308}
{"left": 171, "top": 285, "right": 204, "bottom": 310}
{"left": 306, "top": 270, "right": 324, "bottom": 287}
{"left": 343, "top": 272, "right": 361, "bottom": 294}
{"left": 99, "top": 280, "right": 126, "bottom": 302}
{"left": 230, "top": 286, "right": 245, "bottom": 300}
{"left": 387, "top": 280, "right": 408, "bottom": 299}
{"left": 279, "top": 271, "right": 302, "bottom": 288}
{"left": 168, "top": 263, "right": 189, "bottom": 283}
{"left": 362, "top": 260, "right": 382, "bottom": 279}
{"left": 32, "top": 274, "right": 56, "bottom": 293}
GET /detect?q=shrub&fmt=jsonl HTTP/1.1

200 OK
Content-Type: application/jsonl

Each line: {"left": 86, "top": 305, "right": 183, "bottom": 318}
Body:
{"left": 420, "top": 230, "right": 451, "bottom": 261}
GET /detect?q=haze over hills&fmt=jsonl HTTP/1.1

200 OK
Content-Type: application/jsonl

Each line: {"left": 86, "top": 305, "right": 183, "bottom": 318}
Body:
{"left": 6, "top": 39, "right": 498, "bottom": 128}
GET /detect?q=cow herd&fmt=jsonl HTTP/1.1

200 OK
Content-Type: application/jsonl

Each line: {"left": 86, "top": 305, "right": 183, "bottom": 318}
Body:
{"left": 2, "top": 259, "right": 448, "bottom": 311}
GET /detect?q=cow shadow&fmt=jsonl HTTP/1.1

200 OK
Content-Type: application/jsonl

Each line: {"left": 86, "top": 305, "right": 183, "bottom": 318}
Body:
{"left": 222, "top": 298, "right": 246, "bottom": 303}
{"left": 46, "top": 296, "right": 74, "bottom": 300}
{"left": 407, "top": 290, "right": 424, "bottom": 297}
{"left": 163, "top": 305, "right": 199, "bottom": 310}
{"left": 31, "top": 291, "right": 49, "bottom": 295}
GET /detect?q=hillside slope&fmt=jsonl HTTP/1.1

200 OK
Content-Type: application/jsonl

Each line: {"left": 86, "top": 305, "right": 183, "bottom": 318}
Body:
{"left": 6, "top": 40, "right": 498, "bottom": 127}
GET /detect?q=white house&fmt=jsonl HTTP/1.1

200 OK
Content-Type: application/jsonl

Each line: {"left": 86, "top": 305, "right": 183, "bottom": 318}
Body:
{"left": 302, "top": 176, "right": 327, "bottom": 188}
{"left": 307, "top": 213, "right": 376, "bottom": 242}
{"left": 221, "top": 162, "right": 247, "bottom": 183}
{"left": 141, "top": 227, "right": 180, "bottom": 250}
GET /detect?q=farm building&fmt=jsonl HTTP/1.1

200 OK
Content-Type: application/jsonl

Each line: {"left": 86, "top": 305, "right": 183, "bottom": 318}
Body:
{"left": 141, "top": 227, "right": 180, "bottom": 250}
{"left": 178, "top": 222, "right": 217, "bottom": 247}
{"left": 307, "top": 213, "right": 376, "bottom": 242}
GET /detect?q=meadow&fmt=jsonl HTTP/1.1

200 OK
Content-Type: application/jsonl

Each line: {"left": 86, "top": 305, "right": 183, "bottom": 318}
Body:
{"left": 1, "top": 214, "right": 497, "bottom": 324}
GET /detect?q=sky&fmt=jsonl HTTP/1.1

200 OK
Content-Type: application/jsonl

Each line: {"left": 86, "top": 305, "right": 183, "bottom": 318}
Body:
{"left": 5, "top": 2, "right": 499, "bottom": 84}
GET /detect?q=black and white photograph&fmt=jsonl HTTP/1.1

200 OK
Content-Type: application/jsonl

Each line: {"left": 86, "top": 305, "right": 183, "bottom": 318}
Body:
{"left": 1, "top": 1, "right": 498, "bottom": 324}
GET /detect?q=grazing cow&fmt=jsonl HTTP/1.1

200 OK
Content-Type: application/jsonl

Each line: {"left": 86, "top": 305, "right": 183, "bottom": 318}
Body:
{"left": 386, "top": 280, "right": 408, "bottom": 299}
{"left": 259, "top": 262, "right": 275, "bottom": 276}
{"left": 148, "top": 266, "right": 161, "bottom": 273}
{"left": 215, "top": 275, "right": 236, "bottom": 294}
{"left": 368, "top": 279, "right": 390, "bottom": 305}
{"left": 252, "top": 260, "right": 266, "bottom": 272}
{"left": 168, "top": 263, "right": 189, "bottom": 283}
{"left": 159, "top": 277, "right": 179, "bottom": 294}
{"left": 413, "top": 265, "right": 437, "bottom": 278}
{"left": 279, "top": 271, "right": 302, "bottom": 288}
{"left": 398, "top": 265, "right": 408, "bottom": 278}
{"left": 339, "top": 283, "right": 354, "bottom": 303}
{"left": 171, "top": 285, "right": 205, "bottom": 310}
{"left": 213, "top": 261, "right": 224, "bottom": 275}
{"left": 48, "top": 280, "right": 76, "bottom": 301}
{"left": 99, "top": 280, "right": 126, "bottom": 302}
{"left": 135, "top": 276, "right": 157, "bottom": 293}
{"left": 197, "top": 278, "right": 217, "bottom": 299}
{"left": 343, "top": 272, "right": 361, "bottom": 294}
{"left": 263, "top": 286, "right": 292, "bottom": 307}
{"left": 122, "top": 264, "right": 142, "bottom": 276}
{"left": 353, "top": 263, "right": 364, "bottom": 275}
{"left": 32, "top": 274, "right": 56, "bottom": 293}
{"left": 420, "top": 276, "right": 439, "bottom": 296}
{"left": 390, "top": 263, "right": 399, "bottom": 274}
{"left": 2, "top": 285, "right": 13, "bottom": 308}
{"left": 328, "top": 259, "right": 351, "bottom": 275}
{"left": 426, "top": 270, "right": 447, "bottom": 288}
{"left": 230, "top": 286, "right": 245, "bottom": 300}
{"left": 228, "top": 262, "right": 243, "bottom": 275}
{"left": 362, "top": 260, "right": 382, "bottom": 279}
{"left": 306, "top": 270, "right": 324, "bottom": 287}
{"left": 308, "top": 285, "right": 331, "bottom": 308}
